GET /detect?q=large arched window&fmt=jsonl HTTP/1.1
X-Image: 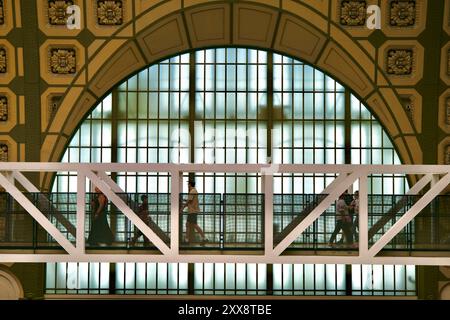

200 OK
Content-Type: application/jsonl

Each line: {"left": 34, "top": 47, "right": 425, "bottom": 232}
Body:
{"left": 46, "top": 48, "right": 415, "bottom": 297}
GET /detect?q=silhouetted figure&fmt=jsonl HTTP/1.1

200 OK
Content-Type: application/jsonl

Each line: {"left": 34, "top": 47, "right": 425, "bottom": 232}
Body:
{"left": 182, "top": 180, "right": 208, "bottom": 245}
{"left": 328, "top": 193, "right": 353, "bottom": 247}
{"left": 350, "top": 190, "right": 360, "bottom": 244}
{"left": 88, "top": 187, "right": 114, "bottom": 246}
{"left": 130, "top": 195, "right": 151, "bottom": 246}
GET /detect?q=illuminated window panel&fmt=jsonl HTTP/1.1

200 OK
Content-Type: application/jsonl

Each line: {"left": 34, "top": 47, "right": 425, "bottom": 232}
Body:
{"left": 45, "top": 262, "right": 110, "bottom": 294}
{"left": 351, "top": 265, "right": 416, "bottom": 296}
{"left": 115, "top": 263, "right": 188, "bottom": 295}
{"left": 46, "top": 48, "right": 415, "bottom": 297}
{"left": 194, "top": 263, "right": 266, "bottom": 295}
{"left": 273, "top": 264, "right": 346, "bottom": 296}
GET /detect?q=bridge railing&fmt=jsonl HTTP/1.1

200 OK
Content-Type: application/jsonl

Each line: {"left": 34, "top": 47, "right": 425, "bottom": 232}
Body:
{"left": 0, "top": 163, "right": 449, "bottom": 265}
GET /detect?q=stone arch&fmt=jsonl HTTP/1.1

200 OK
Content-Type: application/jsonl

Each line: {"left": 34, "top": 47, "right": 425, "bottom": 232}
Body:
{"left": 40, "top": 0, "right": 420, "bottom": 189}
{"left": 0, "top": 265, "right": 24, "bottom": 300}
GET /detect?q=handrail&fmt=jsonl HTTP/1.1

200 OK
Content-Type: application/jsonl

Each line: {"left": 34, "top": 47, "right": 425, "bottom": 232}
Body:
{"left": 0, "top": 163, "right": 449, "bottom": 265}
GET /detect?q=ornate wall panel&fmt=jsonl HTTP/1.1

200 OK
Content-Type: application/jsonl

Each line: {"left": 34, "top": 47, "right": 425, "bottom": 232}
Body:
{"left": 0, "top": 40, "right": 16, "bottom": 84}
{"left": 89, "top": 41, "right": 146, "bottom": 97}
{"left": 439, "top": 89, "right": 450, "bottom": 135}
{"left": 444, "top": 0, "right": 450, "bottom": 35}
{"left": 0, "top": 136, "right": 17, "bottom": 161}
{"left": 378, "top": 40, "right": 424, "bottom": 86}
{"left": 37, "top": 0, "right": 84, "bottom": 36}
{"left": 273, "top": 13, "right": 327, "bottom": 65}
{"left": 317, "top": 42, "right": 374, "bottom": 98}
{"left": 396, "top": 88, "right": 422, "bottom": 134}
{"left": 438, "top": 137, "right": 450, "bottom": 165}
{"left": 184, "top": 4, "right": 231, "bottom": 47}
{"left": 366, "top": 92, "right": 400, "bottom": 139}
{"left": 135, "top": 0, "right": 181, "bottom": 33}
{"left": 281, "top": 0, "right": 327, "bottom": 33}
{"left": 86, "top": 0, "right": 133, "bottom": 37}
{"left": 0, "top": 88, "right": 16, "bottom": 132}
{"left": 232, "top": 3, "right": 279, "bottom": 48}
{"left": 380, "top": 0, "right": 427, "bottom": 37}
{"left": 39, "top": 40, "right": 85, "bottom": 85}
{"left": 40, "top": 87, "right": 67, "bottom": 132}
{"left": 0, "top": 0, "right": 15, "bottom": 35}
{"left": 440, "top": 42, "right": 450, "bottom": 86}
{"left": 136, "top": 15, "right": 189, "bottom": 62}
{"left": 331, "top": 0, "right": 378, "bottom": 37}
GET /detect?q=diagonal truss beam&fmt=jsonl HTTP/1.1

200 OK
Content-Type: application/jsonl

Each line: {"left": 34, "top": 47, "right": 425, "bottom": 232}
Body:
{"left": 272, "top": 171, "right": 362, "bottom": 256}
{"left": 11, "top": 171, "right": 77, "bottom": 238}
{"left": 273, "top": 173, "right": 350, "bottom": 245}
{"left": 97, "top": 171, "right": 171, "bottom": 244}
{"left": 85, "top": 170, "right": 171, "bottom": 255}
{"left": 368, "top": 174, "right": 433, "bottom": 239}
{"left": 368, "top": 173, "right": 450, "bottom": 257}
{"left": 0, "top": 173, "right": 76, "bottom": 254}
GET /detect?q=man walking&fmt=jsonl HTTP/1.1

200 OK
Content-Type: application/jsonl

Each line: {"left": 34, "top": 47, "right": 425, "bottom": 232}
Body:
{"left": 182, "top": 180, "right": 208, "bottom": 245}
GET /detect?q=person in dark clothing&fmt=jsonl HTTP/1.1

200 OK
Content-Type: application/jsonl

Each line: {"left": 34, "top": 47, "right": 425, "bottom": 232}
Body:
{"left": 337, "top": 190, "right": 355, "bottom": 244}
{"left": 328, "top": 193, "right": 353, "bottom": 247}
{"left": 349, "top": 190, "right": 360, "bottom": 244}
{"left": 130, "top": 195, "right": 151, "bottom": 246}
{"left": 87, "top": 187, "right": 114, "bottom": 246}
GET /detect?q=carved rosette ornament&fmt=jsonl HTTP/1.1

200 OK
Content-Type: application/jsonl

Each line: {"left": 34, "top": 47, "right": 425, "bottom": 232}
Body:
{"left": 48, "top": 0, "right": 74, "bottom": 25}
{"left": 0, "top": 0, "right": 5, "bottom": 25}
{"left": 390, "top": 0, "right": 416, "bottom": 27}
{"left": 49, "top": 48, "right": 76, "bottom": 74}
{"left": 446, "top": 98, "right": 450, "bottom": 125}
{"left": 447, "top": 49, "right": 450, "bottom": 76}
{"left": 0, "top": 48, "right": 6, "bottom": 73}
{"left": 0, "top": 96, "right": 7, "bottom": 121}
{"left": 387, "top": 49, "right": 413, "bottom": 75}
{"left": 0, "top": 144, "right": 7, "bottom": 162}
{"left": 340, "top": 1, "right": 367, "bottom": 26}
{"left": 446, "top": 146, "right": 450, "bottom": 165}
{"left": 97, "top": 0, "right": 123, "bottom": 25}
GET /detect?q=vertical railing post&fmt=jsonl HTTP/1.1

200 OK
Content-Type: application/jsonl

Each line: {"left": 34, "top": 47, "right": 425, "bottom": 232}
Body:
{"left": 359, "top": 175, "right": 369, "bottom": 257}
{"left": 76, "top": 171, "right": 86, "bottom": 255}
{"left": 3, "top": 172, "right": 14, "bottom": 242}
{"left": 170, "top": 169, "right": 182, "bottom": 255}
{"left": 262, "top": 173, "right": 273, "bottom": 256}
{"left": 431, "top": 174, "right": 439, "bottom": 246}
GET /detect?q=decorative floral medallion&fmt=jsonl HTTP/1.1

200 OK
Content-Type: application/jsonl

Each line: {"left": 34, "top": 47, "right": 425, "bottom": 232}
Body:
{"left": 50, "top": 48, "right": 76, "bottom": 74}
{"left": 340, "top": 1, "right": 366, "bottom": 26}
{"left": 0, "top": 0, "right": 5, "bottom": 25}
{"left": 447, "top": 50, "right": 450, "bottom": 76}
{"left": 0, "top": 48, "right": 6, "bottom": 73}
{"left": 48, "top": 0, "right": 74, "bottom": 25}
{"left": 0, "top": 144, "right": 7, "bottom": 162}
{"left": 446, "top": 98, "right": 450, "bottom": 125}
{"left": 97, "top": 0, "right": 123, "bottom": 25}
{"left": 387, "top": 49, "right": 413, "bottom": 75}
{"left": 446, "top": 146, "right": 450, "bottom": 165}
{"left": 0, "top": 96, "right": 7, "bottom": 121}
{"left": 390, "top": 1, "right": 416, "bottom": 27}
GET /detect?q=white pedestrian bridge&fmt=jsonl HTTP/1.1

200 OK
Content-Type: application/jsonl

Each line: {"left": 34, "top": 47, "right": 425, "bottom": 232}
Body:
{"left": 0, "top": 163, "right": 449, "bottom": 266}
